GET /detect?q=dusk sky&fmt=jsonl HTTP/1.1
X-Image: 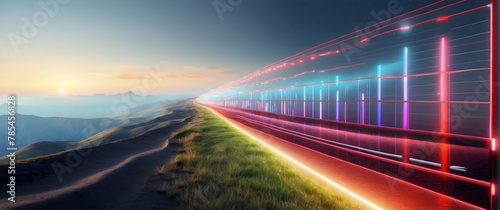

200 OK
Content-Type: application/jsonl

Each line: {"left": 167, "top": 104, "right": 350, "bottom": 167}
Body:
{"left": 0, "top": 0, "right": 433, "bottom": 96}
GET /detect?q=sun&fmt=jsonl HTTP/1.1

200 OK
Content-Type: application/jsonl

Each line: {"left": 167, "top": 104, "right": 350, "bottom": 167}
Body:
{"left": 60, "top": 87, "right": 65, "bottom": 92}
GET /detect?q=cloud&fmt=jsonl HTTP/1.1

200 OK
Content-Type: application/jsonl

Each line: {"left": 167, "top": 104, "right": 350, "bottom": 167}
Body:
{"left": 182, "top": 65, "right": 194, "bottom": 69}
{"left": 110, "top": 73, "right": 144, "bottom": 80}
{"left": 166, "top": 73, "right": 209, "bottom": 79}
{"left": 206, "top": 67, "right": 222, "bottom": 72}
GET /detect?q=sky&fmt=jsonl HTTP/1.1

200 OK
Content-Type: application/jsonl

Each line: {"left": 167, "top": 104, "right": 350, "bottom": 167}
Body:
{"left": 0, "top": 0, "right": 433, "bottom": 96}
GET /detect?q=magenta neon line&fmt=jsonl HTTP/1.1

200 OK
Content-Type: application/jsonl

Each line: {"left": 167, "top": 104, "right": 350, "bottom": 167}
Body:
{"left": 336, "top": 91, "right": 339, "bottom": 121}
{"left": 403, "top": 47, "right": 409, "bottom": 129}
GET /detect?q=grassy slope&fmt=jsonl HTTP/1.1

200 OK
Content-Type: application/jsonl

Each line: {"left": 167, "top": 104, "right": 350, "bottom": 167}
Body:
{"left": 156, "top": 105, "right": 361, "bottom": 209}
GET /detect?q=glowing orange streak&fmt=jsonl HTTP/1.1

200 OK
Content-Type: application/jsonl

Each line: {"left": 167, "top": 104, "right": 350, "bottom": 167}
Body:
{"left": 200, "top": 103, "right": 487, "bottom": 209}
{"left": 204, "top": 105, "right": 385, "bottom": 210}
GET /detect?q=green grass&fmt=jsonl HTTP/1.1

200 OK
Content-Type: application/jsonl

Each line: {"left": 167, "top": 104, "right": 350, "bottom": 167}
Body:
{"left": 156, "top": 105, "right": 362, "bottom": 209}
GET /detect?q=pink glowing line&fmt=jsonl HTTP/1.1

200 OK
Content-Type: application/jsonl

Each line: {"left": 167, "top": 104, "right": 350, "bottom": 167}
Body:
{"left": 227, "top": 110, "right": 490, "bottom": 187}
{"left": 228, "top": 99, "right": 489, "bottom": 105}
{"left": 336, "top": 91, "right": 339, "bottom": 121}
{"left": 440, "top": 37, "right": 449, "bottom": 173}
{"left": 490, "top": 0, "right": 495, "bottom": 140}
{"left": 205, "top": 103, "right": 491, "bottom": 143}
{"left": 232, "top": 0, "right": 447, "bottom": 81}
{"left": 403, "top": 48, "right": 409, "bottom": 129}
{"left": 237, "top": 68, "right": 489, "bottom": 97}
{"left": 204, "top": 106, "right": 385, "bottom": 210}
{"left": 217, "top": 1, "right": 480, "bottom": 89}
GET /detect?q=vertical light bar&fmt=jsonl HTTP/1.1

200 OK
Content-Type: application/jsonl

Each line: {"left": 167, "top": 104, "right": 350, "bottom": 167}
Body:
{"left": 403, "top": 48, "right": 409, "bottom": 129}
{"left": 362, "top": 93, "right": 365, "bottom": 124}
{"left": 312, "top": 86, "right": 315, "bottom": 118}
{"left": 336, "top": 91, "right": 339, "bottom": 121}
{"left": 281, "top": 89, "right": 284, "bottom": 114}
{"left": 489, "top": 2, "right": 498, "bottom": 208}
{"left": 320, "top": 89, "right": 323, "bottom": 119}
{"left": 491, "top": 1, "right": 495, "bottom": 140}
{"left": 303, "top": 87, "right": 306, "bottom": 117}
{"left": 344, "top": 102, "right": 347, "bottom": 122}
{"left": 378, "top": 65, "right": 382, "bottom": 126}
{"left": 440, "top": 37, "right": 449, "bottom": 172}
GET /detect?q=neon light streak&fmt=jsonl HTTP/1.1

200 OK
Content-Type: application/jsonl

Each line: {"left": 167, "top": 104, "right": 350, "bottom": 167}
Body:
{"left": 490, "top": 0, "right": 495, "bottom": 139}
{"left": 400, "top": 26, "right": 410, "bottom": 30}
{"left": 303, "top": 87, "right": 306, "bottom": 117}
{"left": 362, "top": 93, "right": 365, "bottom": 124}
{"left": 230, "top": 67, "right": 488, "bottom": 96}
{"left": 205, "top": 107, "right": 384, "bottom": 210}
{"left": 436, "top": 16, "right": 449, "bottom": 22}
{"left": 312, "top": 86, "right": 315, "bottom": 118}
{"left": 403, "top": 48, "right": 409, "bottom": 129}
{"left": 493, "top": 138, "right": 497, "bottom": 151}
{"left": 378, "top": 65, "right": 382, "bottom": 126}
{"left": 440, "top": 37, "right": 449, "bottom": 172}
{"left": 337, "top": 75, "right": 339, "bottom": 121}
{"left": 320, "top": 89, "right": 323, "bottom": 119}
{"left": 336, "top": 91, "right": 339, "bottom": 121}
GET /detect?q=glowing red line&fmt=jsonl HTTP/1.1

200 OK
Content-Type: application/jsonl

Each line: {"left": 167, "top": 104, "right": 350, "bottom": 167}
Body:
{"left": 244, "top": 123, "right": 485, "bottom": 210}
{"left": 232, "top": 112, "right": 490, "bottom": 187}
{"left": 440, "top": 37, "right": 449, "bottom": 173}
{"left": 278, "top": 0, "right": 458, "bottom": 63}
{"left": 203, "top": 104, "right": 491, "bottom": 143}
{"left": 278, "top": 0, "right": 467, "bottom": 67}
{"left": 204, "top": 105, "right": 385, "bottom": 210}
{"left": 226, "top": 99, "right": 489, "bottom": 105}
{"left": 245, "top": 0, "right": 446, "bottom": 71}
{"left": 229, "top": 1, "right": 455, "bottom": 85}
{"left": 239, "top": 68, "right": 489, "bottom": 97}
{"left": 436, "top": 16, "right": 449, "bottom": 22}
{"left": 213, "top": 2, "right": 486, "bottom": 93}
{"left": 213, "top": 106, "right": 485, "bottom": 209}
{"left": 448, "top": 5, "right": 489, "bottom": 19}
{"left": 233, "top": 63, "right": 365, "bottom": 90}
